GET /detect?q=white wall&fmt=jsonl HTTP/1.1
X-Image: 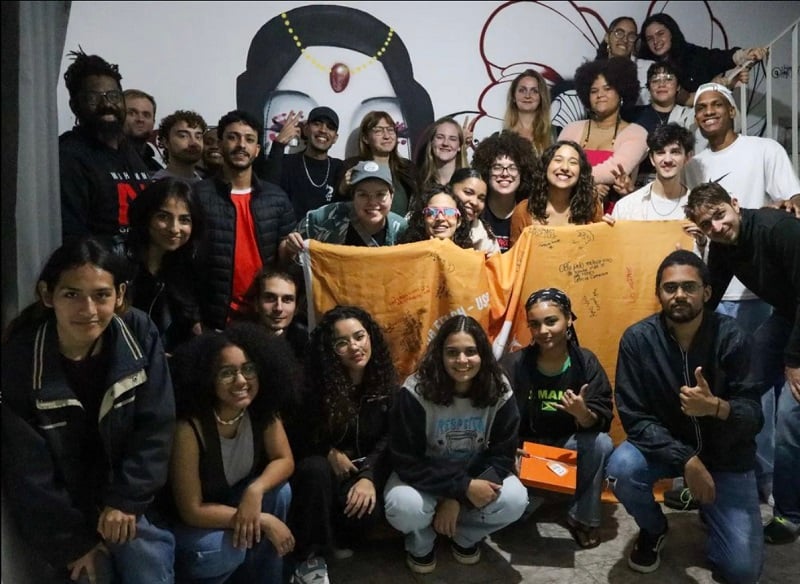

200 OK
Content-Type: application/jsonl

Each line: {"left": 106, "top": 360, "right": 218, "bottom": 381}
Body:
{"left": 58, "top": 0, "right": 799, "bottom": 159}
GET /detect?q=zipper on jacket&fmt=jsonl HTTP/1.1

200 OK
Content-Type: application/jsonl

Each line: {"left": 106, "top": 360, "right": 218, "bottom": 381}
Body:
{"left": 147, "top": 281, "right": 165, "bottom": 317}
{"left": 679, "top": 344, "right": 703, "bottom": 456}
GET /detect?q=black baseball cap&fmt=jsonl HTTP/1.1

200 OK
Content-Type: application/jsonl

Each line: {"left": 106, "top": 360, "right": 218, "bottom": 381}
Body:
{"left": 307, "top": 106, "right": 339, "bottom": 130}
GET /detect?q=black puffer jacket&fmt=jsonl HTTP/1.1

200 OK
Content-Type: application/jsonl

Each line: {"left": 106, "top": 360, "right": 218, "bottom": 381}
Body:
{"left": 193, "top": 175, "right": 296, "bottom": 329}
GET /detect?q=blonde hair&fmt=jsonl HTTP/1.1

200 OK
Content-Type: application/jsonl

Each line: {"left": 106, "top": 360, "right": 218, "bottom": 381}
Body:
{"left": 503, "top": 69, "right": 553, "bottom": 156}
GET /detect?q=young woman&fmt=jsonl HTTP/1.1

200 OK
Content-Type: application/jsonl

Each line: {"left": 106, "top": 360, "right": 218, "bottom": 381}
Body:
{"left": 502, "top": 69, "right": 554, "bottom": 156}
{"left": 509, "top": 141, "right": 602, "bottom": 247}
{"left": 126, "top": 177, "right": 205, "bottom": 353}
{"left": 384, "top": 315, "right": 528, "bottom": 574}
{"left": 399, "top": 189, "right": 473, "bottom": 249}
{"left": 416, "top": 116, "right": 469, "bottom": 191}
{"left": 448, "top": 168, "right": 501, "bottom": 254}
{"left": 2, "top": 237, "right": 176, "bottom": 584}
{"left": 500, "top": 288, "right": 614, "bottom": 549}
{"left": 284, "top": 305, "right": 398, "bottom": 584}
{"left": 558, "top": 57, "right": 648, "bottom": 213}
{"left": 168, "top": 322, "right": 297, "bottom": 584}
{"left": 471, "top": 132, "right": 538, "bottom": 252}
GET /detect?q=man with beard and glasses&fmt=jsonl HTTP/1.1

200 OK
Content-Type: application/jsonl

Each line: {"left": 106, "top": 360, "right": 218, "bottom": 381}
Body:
{"left": 257, "top": 106, "right": 345, "bottom": 219}
{"left": 151, "top": 110, "right": 207, "bottom": 183}
{"left": 193, "top": 110, "right": 296, "bottom": 330}
{"left": 685, "top": 182, "right": 800, "bottom": 545}
{"left": 60, "top": 49, "right": 151, "bottom": 255}
{"left": 606, "top": 250, "right": 764, "bottom": 583}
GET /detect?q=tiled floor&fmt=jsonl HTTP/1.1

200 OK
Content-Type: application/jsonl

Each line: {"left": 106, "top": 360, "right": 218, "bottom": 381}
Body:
{"left": 328, "top": 499, "right": 799, "bottom": 583}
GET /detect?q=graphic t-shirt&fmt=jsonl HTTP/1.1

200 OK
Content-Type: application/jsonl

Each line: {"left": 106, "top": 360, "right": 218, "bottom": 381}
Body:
{"left": 521, "top": 361, "right": 577, "bottom": 440}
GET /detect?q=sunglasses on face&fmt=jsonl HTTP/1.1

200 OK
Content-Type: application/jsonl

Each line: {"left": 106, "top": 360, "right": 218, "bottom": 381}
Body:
{"left": 422, "top": 206, "right": 460, "bottom": 219}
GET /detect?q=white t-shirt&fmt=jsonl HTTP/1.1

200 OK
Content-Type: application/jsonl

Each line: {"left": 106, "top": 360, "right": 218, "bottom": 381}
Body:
{"left": 684, "top": 134, "right": 800, "bottom": 300}
{"left": 612, "top": 182, "right": 689, "bottom": 221}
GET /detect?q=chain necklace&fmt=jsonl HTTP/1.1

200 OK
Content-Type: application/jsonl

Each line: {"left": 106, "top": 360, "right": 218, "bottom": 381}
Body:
{"left": 214, "top": 408, "right": 246, "bottom": 426}
{"left": 648, "top": 184, "right": 684, "bottom": 217}
{"left": 302, "top": 155, "right": 331, "bottom": 188}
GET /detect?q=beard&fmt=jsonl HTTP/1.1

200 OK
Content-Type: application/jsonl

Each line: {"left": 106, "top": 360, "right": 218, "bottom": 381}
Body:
{"left": 83, "top": 108, "right": 124, "bottom": 140}
{"left": 665, "top": 301, "right": 703, "bottom": 324}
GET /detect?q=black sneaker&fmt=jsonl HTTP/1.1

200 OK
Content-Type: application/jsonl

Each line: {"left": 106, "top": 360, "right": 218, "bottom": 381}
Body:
{"left": 628, "top": 526, "right": 668, "bottom": 573}
{"left": 406, "top": 549, "right": 436, "bottom": 574}
{"left": 764, "top": 516, "right": 800, "bottom": 544}
{"left": 451, "top": 541, "right": 481, "bottom": 565}
{"left": 663, "top": 487, "right": 699, "bottom": 511}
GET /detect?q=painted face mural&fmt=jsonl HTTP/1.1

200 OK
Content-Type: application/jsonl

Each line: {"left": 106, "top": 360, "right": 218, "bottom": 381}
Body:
{"left": 237, "top": 4, "right": 434, "bottom": 160}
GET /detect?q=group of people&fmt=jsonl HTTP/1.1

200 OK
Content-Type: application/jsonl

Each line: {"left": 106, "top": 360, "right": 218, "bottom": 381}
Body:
{"left": 2, "top": 8, "right": 799, "bottom": 584}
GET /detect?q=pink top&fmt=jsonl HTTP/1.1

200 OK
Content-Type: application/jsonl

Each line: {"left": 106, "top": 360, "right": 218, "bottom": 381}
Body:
{"left": 558, "top": 121, "right": 648, "bottom": 184}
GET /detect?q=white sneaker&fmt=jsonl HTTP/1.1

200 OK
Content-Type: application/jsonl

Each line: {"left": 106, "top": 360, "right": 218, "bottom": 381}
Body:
{"left": 292, "top": 556, "right": 330, "bottom": 584}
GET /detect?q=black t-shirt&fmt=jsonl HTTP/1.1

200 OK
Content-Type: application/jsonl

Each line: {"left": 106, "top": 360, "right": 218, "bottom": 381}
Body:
{"left": 482, "top": 207, "right": 511, "bottom": 253}
{"left": 281, "top": 153, "right": 344, "bottom": 219}
{"left": 520, "top": 359, "right": 577, "bottom": 441}
{"left": 344, "top": 223, "right": 387, "bottom": 246}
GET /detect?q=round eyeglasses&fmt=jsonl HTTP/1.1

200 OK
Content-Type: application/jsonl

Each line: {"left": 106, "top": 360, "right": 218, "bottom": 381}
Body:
{"left": 217, "top": 362, "right": 258, "bottom": 384}
{"left": 611, "top": 29, "right": 638, "bottom": 43}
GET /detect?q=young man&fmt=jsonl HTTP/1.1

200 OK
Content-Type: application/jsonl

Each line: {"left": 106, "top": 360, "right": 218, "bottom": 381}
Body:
{"left": 281, "top": 160, "right": 408, "bottom": 260}
{"left": 122, "top": 89, "right": 164, "bottom": 172}
{"left": 606, "top": 250, "right": 763, "bottom": 582}
{"left": 633, "top": 62, "right": 704, "bottom": 186}
{"left": 193, "top": 110, "right": 296, "bottom": 330}
{"left": 254, "top": 266, "right": 308, "bottom": 361}
{"left": 259, "top": 106, "right": 344, "bottom": 218}
{"left": 685, "top": 182, "right": 800, "bottom": 545}
{"left": 60, "top": 50, "right": 151, "bottom": 254}
{"left": 151, "top": 110, "right": 207, "bottom": 183}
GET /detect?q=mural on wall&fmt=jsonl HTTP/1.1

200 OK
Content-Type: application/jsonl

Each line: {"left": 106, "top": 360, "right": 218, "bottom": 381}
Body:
{"left": 237, "top": 4, "right": 434, "bottom": 161}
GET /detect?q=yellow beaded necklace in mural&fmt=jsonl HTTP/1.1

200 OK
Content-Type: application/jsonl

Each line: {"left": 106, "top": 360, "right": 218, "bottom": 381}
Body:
{"left": 281, "top": 12, "right": 394, "bottom": 93}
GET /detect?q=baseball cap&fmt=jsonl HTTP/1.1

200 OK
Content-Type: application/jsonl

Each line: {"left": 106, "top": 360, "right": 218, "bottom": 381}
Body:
{"left": 307, "top": 106, "right": 339, "bottom": 130}
{"left": 693, "top": 83, "right": 737, "bottom": 109}
{"left": 350, "top": 160, "right": 393, "bottom": 189}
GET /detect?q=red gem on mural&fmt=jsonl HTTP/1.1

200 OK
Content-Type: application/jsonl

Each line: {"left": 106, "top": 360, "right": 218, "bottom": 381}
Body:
{"left": 330, "top": 63, "right": 350, "bottom": 93}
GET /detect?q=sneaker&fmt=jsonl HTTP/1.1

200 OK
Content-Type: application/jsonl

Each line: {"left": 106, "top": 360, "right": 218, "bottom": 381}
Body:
{"left": 628, "top": 526, "right": 668, "bottom": 573}
{"left": 406, "top": 549, "right": 437, "bottom": 574}
{"left": 663, "top": 487, "right": 699, "bottom": 511}
{"left": 292, "top": 556, "right": 330, "bottom": 584}
{"left": 764, "top": 516, "right": 800, "bottom": 545}
{"left": 451, "top": 541, "right": 481, "bottom": 565}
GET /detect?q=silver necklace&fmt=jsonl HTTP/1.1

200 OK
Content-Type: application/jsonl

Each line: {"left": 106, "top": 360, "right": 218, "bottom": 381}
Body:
{"left": 214, "top": 408, "right": 245, "bottom": 426}
{"left": 648, "top": 185, "right": 683, "bottom": 217}
{"left": 302, "top": 155, "right": 331, "bottom": 188}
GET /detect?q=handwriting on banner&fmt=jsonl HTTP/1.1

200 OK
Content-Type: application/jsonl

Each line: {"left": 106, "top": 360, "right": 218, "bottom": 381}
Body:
{"left": 558, "top": 258, "right": 613, "bottom": 283}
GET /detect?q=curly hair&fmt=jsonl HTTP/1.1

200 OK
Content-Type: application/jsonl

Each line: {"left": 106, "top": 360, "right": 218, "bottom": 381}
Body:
{"left": 503, "top": 69, "right": 553, "bottom": 156}
{"left": 574, "top": 57, "right": 640, "bottom": 118}
{"left": 217, "top": 109, "right": 263, "bottom": 145}
{"left": 471, "top": 131, "right": 538, "bottom": 204}
{"left": 306, "top": 305, "right": 397, "bottom": 439}
{"left": 414, "top": 315, "right": 506, "bottom": 408}
{"left": 400, "top": 189, "right": 474, "bottom": 249}
{"left": 63, "top": 48, "right": 122, "bottom": 99}
{"left": 526, "top": 141, "right": 596, "bottom": 224}
{"left": 170, "top": 322, "right": 297, "bottom": 425}
{"left": 157, "top": 110, "right": 208, "bottom": 144}
{"left": 415, "top": 117, "right": 468, "bottom": 190}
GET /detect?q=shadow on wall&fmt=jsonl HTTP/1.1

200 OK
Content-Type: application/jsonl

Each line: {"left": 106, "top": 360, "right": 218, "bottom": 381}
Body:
{"left": 236, "top": 4, "right": 434, "bottom": 160}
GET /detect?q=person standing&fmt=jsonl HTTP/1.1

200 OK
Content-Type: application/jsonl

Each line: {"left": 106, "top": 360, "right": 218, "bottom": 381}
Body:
{"left": 151, "top": 110, "right": 207, "bottom": 183}
{"left": 122, "top": 89, "right": 165, "bottom": 172}
{"left": 606, "top": 250, "right": 763, "bottom": 582}
{"left": 60, "top": 50, "right": 151, "bottom": 254}
{"left": 193, "top": 110, "right": 296, "bottom": 330}
{"left": 685, "top": 183, "right": 800, "bottom": 545}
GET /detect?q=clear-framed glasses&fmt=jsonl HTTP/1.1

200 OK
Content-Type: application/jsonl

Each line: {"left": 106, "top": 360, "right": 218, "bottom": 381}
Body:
{"left": 82, "top": 90, "right": 123, "bottom": 107}
{"left": 650, "top": 73, "right": 676, "bottom": 85}
{"left": 660, "top": 281, "right": 703, "bottom": 295}
{"left": 333, "top": 331, "right": 368, "bottom": 355}
{"left": 370, "top": 125, "right": 397, "bottom": 136}
{"left": 217, "top": 362, "right": 258, "bottom": 384}
{"left": 490, "top": 163, "right": 520, "bottom": 177}
{"left": 611, "top": 29, "right": 638, "bottom": 43}
{"left": 422, "top": 206, "right": 460, "bottom": 219}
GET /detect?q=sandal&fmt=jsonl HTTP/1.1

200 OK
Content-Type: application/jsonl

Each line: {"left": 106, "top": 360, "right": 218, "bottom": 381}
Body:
{"left": 566, "top": 516, "right": 601, "bottom": 549}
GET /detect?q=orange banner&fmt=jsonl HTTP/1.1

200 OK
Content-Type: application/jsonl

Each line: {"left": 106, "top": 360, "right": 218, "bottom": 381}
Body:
{"left": 304, "top": 221, "right": 693, "bottom": 443}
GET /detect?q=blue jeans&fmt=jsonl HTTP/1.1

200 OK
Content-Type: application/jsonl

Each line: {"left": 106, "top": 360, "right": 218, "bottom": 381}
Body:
{"left": 540, "top": 432, "right": 614, "bottom": 527}
{"left": 106, "top": 514, "right": 175, "bottom": 584}
{"left": 607, "top": 441, "right": 763, "bottom": 584}
{"left": 173, "top": 481, "right": 292, "bottom": 584}
{"left": 383, "top": 471, "right": 528, "bottom": 557}
{"left": 716, "top": 299, "right": 775, "bottom": 498}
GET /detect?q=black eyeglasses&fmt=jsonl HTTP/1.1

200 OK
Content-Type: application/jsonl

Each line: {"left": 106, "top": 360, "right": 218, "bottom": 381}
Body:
{"left": 82, "top": 90, "right": 123, "bottom": 107}
{"left": 661, "top": 281, "right": 703, "bottom": 295}
{"left": 217, "top": 362, "right": 258, "bottom": 384}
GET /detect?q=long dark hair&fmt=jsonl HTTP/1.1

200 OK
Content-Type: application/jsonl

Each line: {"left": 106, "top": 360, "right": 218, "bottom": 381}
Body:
{"left": 414, "top": 315, "right": 506, "bottom": 408}
{"left": 306, "top": 305, "right": 396, "bottom": 437}
{"left": 637, "top": 13, "right": 689, "bottom": 63}
{"left": 526, "top": 140, "right": 596, "bottom": 224}
{"left": 3, "top": 237, "right": 128, "bottom": 342}
{"left": 170, "top": 322, "right": 296, "bottom": 425}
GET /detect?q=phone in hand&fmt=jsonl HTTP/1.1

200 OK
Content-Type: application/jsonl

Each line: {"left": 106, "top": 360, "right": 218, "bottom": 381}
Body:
{"left": 477, "top": 466, "right": 503, "bottom": 484}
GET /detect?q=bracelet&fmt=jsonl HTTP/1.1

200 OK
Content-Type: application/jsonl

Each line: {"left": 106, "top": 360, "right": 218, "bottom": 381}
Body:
{"left": 714, "top": 397, "right": 721, "bottom": 418}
